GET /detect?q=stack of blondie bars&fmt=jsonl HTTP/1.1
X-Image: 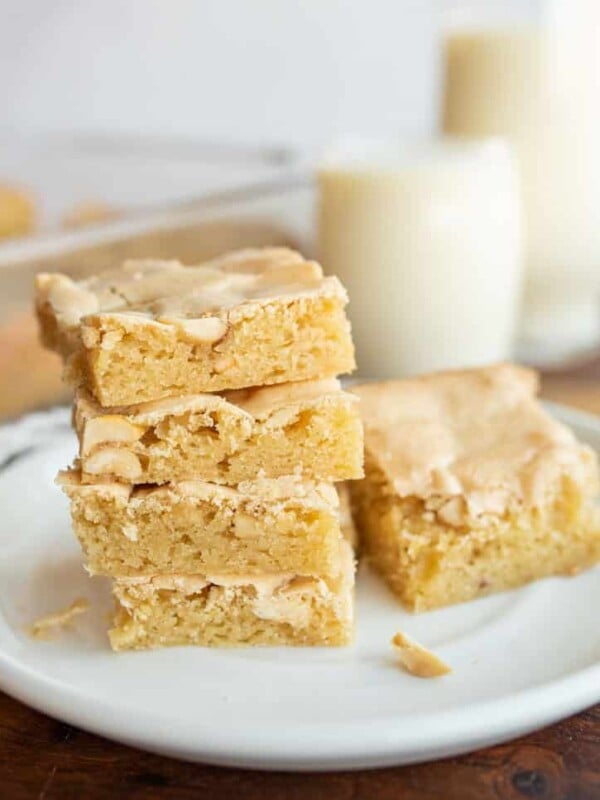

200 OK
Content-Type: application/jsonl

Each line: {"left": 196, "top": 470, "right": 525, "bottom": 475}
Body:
{"left": 35, "top": 248, "right": 363, "bottom": 649}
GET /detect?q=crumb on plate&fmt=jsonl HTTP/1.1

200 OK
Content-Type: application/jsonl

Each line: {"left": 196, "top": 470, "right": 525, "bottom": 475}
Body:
{"left": 391, "top": 631, "right": 451, "bottom": 678}
{"left": 29, "top": 598, "right": 90, "bottom": 640}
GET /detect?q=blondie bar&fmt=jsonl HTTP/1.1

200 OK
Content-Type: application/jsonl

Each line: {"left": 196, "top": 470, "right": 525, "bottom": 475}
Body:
{"left": 351, "top": 364, "right": 600, "bottom": 611}
{"left": 74, "top": 378, "right": 363, "bottom": 485}
{"left": 35, "top": 248, "right": 355, "bottom": 405}
{"left": 109, "top": 540, "right": 354, "bottom": 650}
{"left": 59, "top": 471, "right": 346, "bottom": 577}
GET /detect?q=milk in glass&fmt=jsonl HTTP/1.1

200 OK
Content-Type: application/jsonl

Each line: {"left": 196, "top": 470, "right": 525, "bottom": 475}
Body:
{"left": 318, "top": 139, "right": 523, "bottom": 377}
{"left": 443, "top": 0, "right": 600, "bottom": 359}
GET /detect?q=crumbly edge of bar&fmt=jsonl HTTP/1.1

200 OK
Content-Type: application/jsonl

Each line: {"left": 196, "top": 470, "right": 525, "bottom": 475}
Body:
{"left": 109, "top": 566, "right": 354, "bottom": 650}
{"left": 77, "top": 392, "right": 364, "bottom": 485}
{"left": 35, "top": 300, "right": 73, "bottom": 356}
{"left": 350, "top": 455, "right": 600, "bottom": 611}
{"left": 59, "top": 469, "right": 339, "bottom": 507}
{"left": 75, "top": 291, "right": 355, "bottom": 405}
{"left": 64, "top": 479, "right": 344, "bottom": 577}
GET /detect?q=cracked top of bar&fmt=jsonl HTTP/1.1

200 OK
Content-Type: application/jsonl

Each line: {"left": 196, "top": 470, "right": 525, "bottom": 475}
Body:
{"left": 353, "top": 363, "right": 599, "bottom": 522}
{"left": 35, "top": 247, "right": 355, "bottom": 404}
{"left": 36, "top": 248, "right": 342, "bottom": 345}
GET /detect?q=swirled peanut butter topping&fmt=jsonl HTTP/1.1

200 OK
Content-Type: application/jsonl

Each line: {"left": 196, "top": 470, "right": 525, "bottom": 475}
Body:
{"left": 35, "top": 247, "right": 347, "bottom": 333}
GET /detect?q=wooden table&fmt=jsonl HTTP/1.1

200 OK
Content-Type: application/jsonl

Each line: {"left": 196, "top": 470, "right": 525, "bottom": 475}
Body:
{"left": 1, "top": 375, "right": 599, "bottom": 799}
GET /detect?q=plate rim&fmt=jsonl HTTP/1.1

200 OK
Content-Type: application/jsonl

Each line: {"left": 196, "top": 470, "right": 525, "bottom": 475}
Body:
{"left": 0, "top": 641, "right": 598, "bottom": 770}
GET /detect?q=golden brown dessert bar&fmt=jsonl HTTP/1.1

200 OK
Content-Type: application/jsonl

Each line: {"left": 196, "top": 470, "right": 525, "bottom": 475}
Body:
{"left": 109, "top": 540, "right": 354, "bottom": 650}
{"left": 74, "top": 378, "right": 363, "bottom": 485}
{"left": 0, "top": 184, "right": 35, "bottom": 239}
{"left": 58, "top": 471, "right": 346, "bottom": 578}
{"left": 350, "top": 364, "right": 600, "bottom": 611}
{"left": 35, "top": 247, "right": 355, "bottom": 405}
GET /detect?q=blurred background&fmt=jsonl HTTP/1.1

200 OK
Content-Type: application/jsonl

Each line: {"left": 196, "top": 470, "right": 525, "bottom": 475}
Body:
{"left": 0, "top": 0, "right": 598, "bottom": 417}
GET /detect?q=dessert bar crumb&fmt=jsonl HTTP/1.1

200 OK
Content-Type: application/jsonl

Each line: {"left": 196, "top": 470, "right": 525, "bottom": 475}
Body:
{"left": 29, "top": 598, "right": 89, "bottom": 640}
{"left": 391, "top": 631, "right": 451, "bottom": 678}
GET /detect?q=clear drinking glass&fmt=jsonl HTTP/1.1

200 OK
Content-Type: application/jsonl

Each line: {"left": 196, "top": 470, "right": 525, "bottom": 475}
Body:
{"left": 442, "top": 0, "right": 600, "bottom": 363}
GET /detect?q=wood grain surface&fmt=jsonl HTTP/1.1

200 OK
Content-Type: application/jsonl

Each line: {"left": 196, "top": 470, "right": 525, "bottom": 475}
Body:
{"left": 0, "top": 375, "right": 598, "bottom": 799}
{"left": 0, "top": 691, "right": 598, "bottom": 800}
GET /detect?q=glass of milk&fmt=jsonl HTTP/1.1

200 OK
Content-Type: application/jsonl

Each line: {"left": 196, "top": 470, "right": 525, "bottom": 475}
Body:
{"left": 442, "top": 0, "right": 600, "bottom": 362}
{"left": 317, "top": 138, "right": 523, "bottom": 378}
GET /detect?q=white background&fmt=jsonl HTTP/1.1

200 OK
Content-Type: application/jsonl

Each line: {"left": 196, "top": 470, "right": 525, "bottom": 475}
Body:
{"left": 0, "top": 0, "right": 540, "bottom": 148}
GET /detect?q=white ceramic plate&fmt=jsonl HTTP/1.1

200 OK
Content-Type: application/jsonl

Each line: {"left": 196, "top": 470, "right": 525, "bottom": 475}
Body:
{"left": 0, "top": 403, "right": 598, "bottom": 771}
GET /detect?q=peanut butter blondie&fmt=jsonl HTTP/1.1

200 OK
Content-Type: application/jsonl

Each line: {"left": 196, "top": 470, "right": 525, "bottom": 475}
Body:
{"left": 351, "top": 364, "right": 600, "bottom": 611}
{"left": 35, "top": 248, "right": 355, "bottom": 405}
{"left": 59, "top": 471, "right": 347, "bottom": 578}
{"left": 109, "top": 540, "right": 354, "bottom": 650}
{"left": 74, "top": 378, "right": 363, "bottom": 485}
